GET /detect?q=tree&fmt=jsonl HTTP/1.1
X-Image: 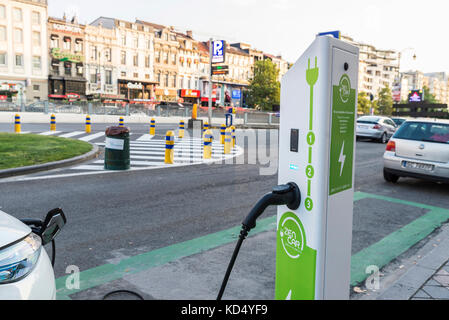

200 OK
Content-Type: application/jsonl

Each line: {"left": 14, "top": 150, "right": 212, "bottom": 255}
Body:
{"left": 376, "top": 85, "right": 394, "bottom": 116}
{"left": 423, "top": 85, "right": 439, "bottom": 104}
{"left": 247, "top": 60, "right": 280, "bottom": 111}
{"left": 358, "top": 92, "right": 372, "bottom": 115}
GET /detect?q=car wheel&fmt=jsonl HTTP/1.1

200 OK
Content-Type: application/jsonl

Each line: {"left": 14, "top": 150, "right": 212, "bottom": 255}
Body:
{"left": 384, "top": 169, "right": 399, "bottom": 183}
{"left": 379, "top": 133, "right": 388, "bottom": 144}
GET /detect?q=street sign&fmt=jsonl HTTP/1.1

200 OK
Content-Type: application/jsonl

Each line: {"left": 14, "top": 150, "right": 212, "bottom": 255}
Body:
{"left": 212, "top": 65, "right": 229, "bottom": 75}
{"left": 277, "top": 36, "right": 359, "bottom": 300}
{"left": 232, "top": 89, "right": 241, "bottom": 100}
{"left": 317, "top": 30, "right": 341, "bottom": 39}
{"left": 212, "top": 40, "right": 226, "bottom": 64}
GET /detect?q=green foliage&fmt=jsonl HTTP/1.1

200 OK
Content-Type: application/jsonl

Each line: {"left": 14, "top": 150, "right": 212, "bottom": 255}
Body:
{"left": 247, "top": 60, "right": 280, "bottom": 111}
{"left": 357, "top": 92, "right": 372, "bottom": 115}
{"left": 375, "top": 85, "right": 394, "bottom": 116}
{"left": 423, "top": 85, "right": 439, "bottom": 104}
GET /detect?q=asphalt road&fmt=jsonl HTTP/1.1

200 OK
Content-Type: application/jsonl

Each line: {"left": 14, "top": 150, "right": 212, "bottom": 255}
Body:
{"left": 1, "top": 124, "right": 448, "bottom": 285}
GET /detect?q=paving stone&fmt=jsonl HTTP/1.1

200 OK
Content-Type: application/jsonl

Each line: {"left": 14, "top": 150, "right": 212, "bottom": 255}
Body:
{"left": 421, "top": 285, "right": 449, "bottom": 299}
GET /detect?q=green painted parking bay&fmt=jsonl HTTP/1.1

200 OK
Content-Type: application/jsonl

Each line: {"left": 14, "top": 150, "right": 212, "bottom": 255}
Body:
{"left": 56, "top": 191, "right": 449, "bottom": 300}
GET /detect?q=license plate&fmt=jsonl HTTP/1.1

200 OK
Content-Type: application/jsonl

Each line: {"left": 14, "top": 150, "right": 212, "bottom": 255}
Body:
{"left": 403, "top": 161, "right": 434, "bottom": 171}
{"left": 358, "top": 125, "right": 368, "bottom": 129}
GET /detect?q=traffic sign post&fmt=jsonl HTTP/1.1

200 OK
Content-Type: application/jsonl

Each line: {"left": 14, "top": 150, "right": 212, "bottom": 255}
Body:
{"left": 276, "top": 35, "right": 359, "bottom": 300}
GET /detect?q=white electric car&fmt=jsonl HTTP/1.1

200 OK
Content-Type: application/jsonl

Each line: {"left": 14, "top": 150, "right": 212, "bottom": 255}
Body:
{"left": 0, "top": 209, "right": 66, "bottom": 300}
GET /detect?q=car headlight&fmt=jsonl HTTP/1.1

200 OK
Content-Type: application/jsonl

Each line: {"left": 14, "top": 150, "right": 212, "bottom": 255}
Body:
{"left": 0, "top": 233, "right": 42, "bottom": 284}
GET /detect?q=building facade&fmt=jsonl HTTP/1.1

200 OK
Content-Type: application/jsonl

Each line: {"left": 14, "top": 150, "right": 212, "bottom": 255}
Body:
{"left": 423, "top": 72, "right": 449, "bottom": 106}
{"left": 90, "top": 17, "right": 156, "bottom": 105}
{"left": 136, "top": 20, "right": 179, "bottom": 103}
{"left": 47, "top": 16, "right": 86, "bottom": 101}
{"left": 0, "top": 0, "right": 48, "bottom": 104}
{"left": 342, "top": 35, "right": 399, "bottom": 99}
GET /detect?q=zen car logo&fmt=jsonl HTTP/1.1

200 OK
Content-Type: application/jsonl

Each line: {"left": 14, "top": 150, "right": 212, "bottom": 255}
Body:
{"left": 339, "top": 74, "right": 351, "bottom": 103}
{"left": 279, "top": 215, "right": 305, "bottom": 259}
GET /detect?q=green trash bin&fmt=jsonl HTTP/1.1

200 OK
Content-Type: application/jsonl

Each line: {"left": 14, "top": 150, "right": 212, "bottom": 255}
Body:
{"left": 104, "top": 126, "right": 130, "bottom": 170}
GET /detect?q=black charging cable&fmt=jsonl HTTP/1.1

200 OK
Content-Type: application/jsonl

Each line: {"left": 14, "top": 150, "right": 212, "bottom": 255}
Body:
{"left": 217, "top": 183, "right": 301, "bottom": 300}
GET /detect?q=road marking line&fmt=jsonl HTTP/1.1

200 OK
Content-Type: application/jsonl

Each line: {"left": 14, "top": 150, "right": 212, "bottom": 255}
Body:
{"left": 71, "top": 165, "right": 105, "bottom": 171}
{"left": 59, "top": 131, "right": 85, "bottom": 138}
{"left": 79, "top": 132, "right": 105, "bottom": 142}
{"left": 39, "top": 131, "right": 62, "bottom": 136}
{"left": 136, "top": 134, "right": 155, "bottom": 141}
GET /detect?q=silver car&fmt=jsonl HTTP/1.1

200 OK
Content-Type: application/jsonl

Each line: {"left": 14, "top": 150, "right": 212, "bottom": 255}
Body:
{"left": 384, "top": 119, "right": 449, "bottom": 183}
{"left": 357, "top": 116, "right": 398, "bottom": 143}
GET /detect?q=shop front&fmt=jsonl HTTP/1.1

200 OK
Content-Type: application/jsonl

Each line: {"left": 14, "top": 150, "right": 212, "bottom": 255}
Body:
{"left": 118, "top": 80, "right": 157, "bottom": 104}
{"left": 179, "top": 89, "right": 201, "bottom": 105}
{"left": 0, "top": 81, "right": 26, "bottom": 103}
{"left": 155, "top": 88, "right": 178, "bottom": 103}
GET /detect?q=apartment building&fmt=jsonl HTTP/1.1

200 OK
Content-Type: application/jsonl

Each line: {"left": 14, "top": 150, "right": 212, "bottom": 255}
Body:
{"left": 0, "top": 0, "right": 48, "bottom": 103}
{"left": 136, "top": 20, "right": 179, "bottom": 103}
{"left": 399, "top": 70, "right": 425, "bottom": 102}
{"left": 90, "top": 17, "right": 156, "bottom": 104}
{"left": 47, "top": 16, "right": 86, "bottom": 101}
{"left": 341, "top": 35, "right": 399, "bottom": 99}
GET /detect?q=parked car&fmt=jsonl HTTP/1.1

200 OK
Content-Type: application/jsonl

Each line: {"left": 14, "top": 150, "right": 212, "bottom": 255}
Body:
{"left": 356, "top": 116, "right": 398, "bottom": 143}
{"left": 0, "top": 209, "right": 66, "bottom": 300}
{"left": 383, "top": 119, "right": 449, "bottom": 183}
{"left": 391, "top": 117, "right": 407, "bottom": 127}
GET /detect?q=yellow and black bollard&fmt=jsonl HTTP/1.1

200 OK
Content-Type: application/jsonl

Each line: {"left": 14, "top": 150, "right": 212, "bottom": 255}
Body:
{"left": 150, "top": 118, "right": 156, "bottom": 135}
{"left": 203, "top": 130, "right": 213, "bottom": 160}
{"left": 203, "top": 122, "right": 210, "bottom": 134}
{"left": 224, "top": 127, "right": 232, "bottom": 154}
{"left": 179, "top": 120, "right": 185, "bottom": 139}
{"left": 119, "top": 117, "right": 124, "bottom": 127}
{"left": 220, "top": 124, "right": 226, "bottom": 145}
{"left": 15, "top": 114, "right": 21, "bottom": 133}
{"left": 165, "top": 131, "right": 175, "bottom": 164}
{"left": 231, "top": 125, "right": 236, "bottom": 148}
{"left": 85, "top": 115, "right": 92, "bottom": 133}
{"left": 50, "top": 114, "right": 56, "bottom": 131}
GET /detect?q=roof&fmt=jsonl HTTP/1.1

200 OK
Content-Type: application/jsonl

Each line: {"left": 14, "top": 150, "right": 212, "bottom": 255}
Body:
{"left": 136, "top": 19, "right": 166, "bottom": 30}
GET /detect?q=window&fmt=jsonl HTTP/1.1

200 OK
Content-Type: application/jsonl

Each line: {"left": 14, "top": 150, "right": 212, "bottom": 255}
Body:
{"left": 133, "top": 54, "right": 138, "bottom": 67}
{"left": 105, "top": 48, "right": 111, "bottom": 62}
{"left": 90, "top": 69, "right": 97, "bottom": 83}
{"left": 63, "top": 38, "right": 71, "bottom": 51}
{"left": 75, "top": 40, "right": 83, "bottom": 53}
{"left": 51, "top": 59, "right": 59, "bottom": 72}
{"left": 171, "top": 53, "right": 176, "bottom": 65}
{"left": 105, "top": 70, "right": 112, "bottom": 85}
{"left": 15, "top": 54, "right": 23, "bottom": 67}
{"left": 0, "top": 26, "right": 6, "bottom": 41}
{"left": 33, "top": 85, "right": 40, "bottom": 91}
{"left": 172, "top": 75, "right": 177, "bottom": 88}
{"left": 133, "top": 72, "right": 138, "bottom": 78}
{"left": 13, "top": 8, "right": 22, "bottom": 22}
{"left": 32, "top": 56, "right": 41, "bottom": 69}
{"left": 50, "top": 36, "right": 58, "bottom": 48}
{"left": 121, "top": 34, "right": 126, "bottom": 46}
{"left": 76, "top": 64, "right": 83, "bottom": 76}
{"left": 133, "top": 36, "right": 139, "bottom": 48}
{"left": 32, "top": 11, "right": 40, "bottom": 25}
{"left": 145, "top": 56, "right": 150, "bottom": 68}
{"left": 91, "top": 46, "right": 97, "bottom": 60}
{"left": 0, "top": 5, "right": 5, "bottom": 19}
{"left": 155, "top": 51, "right": 160, "bottom": 63}
{"left": 145, "top": 74, "right": 150, "bottom": 80}
{"left": 165, "top": 74, "right": 169, "bottom": 87}
{"left": 163, "top": 52, "right": 168, "bottom": 64}
{"left": 0, "top": 52, "right": 6, "bottom": 65}
{"left": 64, "top": 62, "right": 72, "bottom": 75}
{"left": 121, "top": 51, "right": 126, "bottom": 65}
{"left": 14, "top": 29, "right": 23, "bottom": 43}
{"left": 32, "top": 32, "right": 41, "bottom": 46}
{"left": 121, "top": 71, "right": 126, "bottom": 77}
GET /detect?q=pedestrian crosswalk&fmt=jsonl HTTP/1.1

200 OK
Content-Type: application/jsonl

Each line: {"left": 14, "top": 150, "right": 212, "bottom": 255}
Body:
{"left": 25, "top": 130, "right": 243, "bottom": 174}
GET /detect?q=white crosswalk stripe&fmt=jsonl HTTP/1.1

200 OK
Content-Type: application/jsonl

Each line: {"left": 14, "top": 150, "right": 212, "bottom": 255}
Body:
{"left": 59, "top": 131, "right": 85, "bottom": 138}
{"left": 79, "top": 132, "right": 105, "bottom": 142}
{"left": 39, "top": 131, "right": 62, "bottom": 136}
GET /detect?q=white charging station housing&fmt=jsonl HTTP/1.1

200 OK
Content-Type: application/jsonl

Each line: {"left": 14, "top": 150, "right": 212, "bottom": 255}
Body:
{"left": 276, "top": 35, "right": 359, "bottom": 300}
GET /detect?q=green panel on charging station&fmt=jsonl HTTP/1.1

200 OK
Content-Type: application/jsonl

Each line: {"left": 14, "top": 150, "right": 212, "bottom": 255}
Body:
{"left": 276, "top": 36, "right": 359, "bottom": 300}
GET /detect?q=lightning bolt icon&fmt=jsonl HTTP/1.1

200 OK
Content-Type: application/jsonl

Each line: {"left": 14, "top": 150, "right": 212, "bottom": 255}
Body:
{"left": 339, "top": 141, "right": 346, "bottom": 177}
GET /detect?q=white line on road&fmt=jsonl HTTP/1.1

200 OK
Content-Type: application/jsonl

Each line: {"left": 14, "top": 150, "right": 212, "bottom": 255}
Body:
{"left": 79, "top": 132, "right": 105, "bottom": 142}
{"left": 39, "top": 131, "right": 62, "bottom": 136}
{"left": 136, "top": 134, "right": 155, "bottom": 141}
{"left": 59, "top": 131, "right": 85, "bottom": 138}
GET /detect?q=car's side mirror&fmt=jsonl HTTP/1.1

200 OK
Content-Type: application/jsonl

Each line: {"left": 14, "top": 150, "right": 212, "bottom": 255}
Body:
{"left": 40, "top": 208, "right": 67, "bottom": 246}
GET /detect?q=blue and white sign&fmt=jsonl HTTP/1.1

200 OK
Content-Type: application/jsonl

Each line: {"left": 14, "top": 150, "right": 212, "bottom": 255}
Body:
{"left": 232, "top": 89, "right": 241, "bottom": 100}
{"left": 212, "top": 40, "right": 226, "bottom": 64}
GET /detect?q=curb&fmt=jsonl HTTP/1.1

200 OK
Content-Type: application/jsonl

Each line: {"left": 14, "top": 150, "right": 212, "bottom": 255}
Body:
{"left": 0, "top": 143, "right": 101, "bottom": 179}
{"left": 377, "top": 223, "right": 449, "bottom": 300}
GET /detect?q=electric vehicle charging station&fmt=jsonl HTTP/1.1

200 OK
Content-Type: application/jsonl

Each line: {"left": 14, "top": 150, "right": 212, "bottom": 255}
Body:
{"left": 275, "top": 34, "right": 359, "bottom": 300}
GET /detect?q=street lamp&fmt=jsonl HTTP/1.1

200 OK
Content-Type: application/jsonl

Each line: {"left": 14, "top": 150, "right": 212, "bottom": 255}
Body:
{"left": 397, "top": 47, "right": 416, "bottom": 81}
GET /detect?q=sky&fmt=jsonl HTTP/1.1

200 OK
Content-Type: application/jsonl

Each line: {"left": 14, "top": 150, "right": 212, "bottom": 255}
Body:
{"left": 48, "top": 0, "right": 449, "bottom": 74}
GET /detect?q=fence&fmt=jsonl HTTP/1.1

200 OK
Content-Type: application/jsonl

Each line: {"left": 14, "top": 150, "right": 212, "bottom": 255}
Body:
{"left": 0, "top": 100, "right": 280, "bottom": 125}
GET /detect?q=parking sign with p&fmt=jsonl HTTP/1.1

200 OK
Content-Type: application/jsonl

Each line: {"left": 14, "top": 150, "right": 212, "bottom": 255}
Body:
{"left": 212, "top": 40, "right": 226, "bottom": 64}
